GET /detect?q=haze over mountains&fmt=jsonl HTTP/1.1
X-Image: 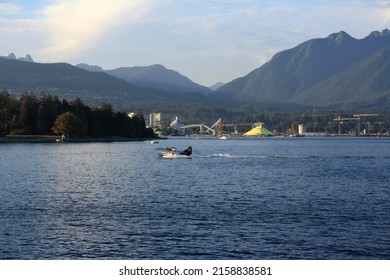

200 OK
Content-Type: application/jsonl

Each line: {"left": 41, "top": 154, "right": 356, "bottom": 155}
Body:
{"left": 1, "top": 29, "right": 390, "bottom": 111}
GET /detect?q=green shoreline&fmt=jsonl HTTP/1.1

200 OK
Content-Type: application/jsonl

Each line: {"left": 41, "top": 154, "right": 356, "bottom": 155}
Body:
{"left": 0, "top": 135, "right": 160, "bottom": 143}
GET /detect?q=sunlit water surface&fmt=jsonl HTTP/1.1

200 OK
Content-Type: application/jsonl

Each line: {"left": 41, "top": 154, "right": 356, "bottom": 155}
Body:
{"left": 1, "top": 137, "right": 389, "bottom": 259}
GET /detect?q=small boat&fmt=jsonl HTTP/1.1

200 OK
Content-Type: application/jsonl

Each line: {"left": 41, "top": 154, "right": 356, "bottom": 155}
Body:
{"left": 150, "top": 139, "right": 159, "bottom": 144}
{"left": 218, "top": 135, "right": 228, "bottom": 140}
{"left": 155, "top": 146, "right": 192, "bottom": 159}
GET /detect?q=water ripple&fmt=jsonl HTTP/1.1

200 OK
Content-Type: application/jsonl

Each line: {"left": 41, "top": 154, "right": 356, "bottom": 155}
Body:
{"left": 1, "top": 138, "right": 390, "bottom": 259}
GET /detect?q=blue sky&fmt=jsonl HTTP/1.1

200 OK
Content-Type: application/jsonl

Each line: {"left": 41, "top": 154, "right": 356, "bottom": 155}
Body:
{"left": 1, "top": 0, "right": 389, "bottom": 86}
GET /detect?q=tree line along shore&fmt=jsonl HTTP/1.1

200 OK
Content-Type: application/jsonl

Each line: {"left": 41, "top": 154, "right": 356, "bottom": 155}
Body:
{"left": 0, "top": 90, "right": 156, "bottom": 142}
{"left": 2, "top": 90, "right": 390, "bottom": 140}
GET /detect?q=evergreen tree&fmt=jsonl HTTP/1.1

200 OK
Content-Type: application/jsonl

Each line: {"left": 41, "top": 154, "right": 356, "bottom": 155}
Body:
{"left": 16, "top": 92, "right": 38, "bottom": 134}
{"left": 0, "top": 90, "right": 17, "bottom": 135}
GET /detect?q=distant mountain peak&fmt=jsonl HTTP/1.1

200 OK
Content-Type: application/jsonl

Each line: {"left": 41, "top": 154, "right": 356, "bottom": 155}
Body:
{"left": 327, "top": 31, "right": 354, "bottom": 44}
{"left": 1, "top": 53, "right": 34, "bottom": 62}
{"left": 7, "top": 53, "right": 17, "bottom": 60}
{"left": 149, "top": 64, "right": 166, "bottom": 70}
{"left": 76, "top": 63, "right": 103, "bottom": 72}
{"left": 209, "top": 82, "right": 225, "bottom": 91}
{"left": 23, "top": 54, "right": 34, "bottom": 63}
{"left": 368, "top": 28, "right": 390, "bottom": 37}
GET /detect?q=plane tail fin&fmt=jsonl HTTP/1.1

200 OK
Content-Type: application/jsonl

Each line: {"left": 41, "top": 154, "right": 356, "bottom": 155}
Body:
{"left": 180, "top": 146, "right": 192, "bottom": 156}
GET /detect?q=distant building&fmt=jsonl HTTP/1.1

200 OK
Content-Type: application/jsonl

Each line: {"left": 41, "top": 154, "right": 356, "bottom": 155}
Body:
{"left": 298, "top": 124, "right": 305, "bottom": 136}
{"left": 149, "top": 113, "right": 162, "bottom": 128}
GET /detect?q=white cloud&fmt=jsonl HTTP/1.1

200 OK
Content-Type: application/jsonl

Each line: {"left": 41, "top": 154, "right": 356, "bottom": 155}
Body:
{"left": 37, "top": 0, "right": 154, "bottom": 61}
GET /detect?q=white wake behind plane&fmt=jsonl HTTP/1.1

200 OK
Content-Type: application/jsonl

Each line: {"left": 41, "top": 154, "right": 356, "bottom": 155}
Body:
{"left": 156, "top": 146, "right": 192, "bottom": 159}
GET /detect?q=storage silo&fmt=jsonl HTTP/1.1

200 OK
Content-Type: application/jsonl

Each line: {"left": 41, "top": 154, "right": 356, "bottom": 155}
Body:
{"left": 298, "top": 124, "right": 305, "bottom": 136}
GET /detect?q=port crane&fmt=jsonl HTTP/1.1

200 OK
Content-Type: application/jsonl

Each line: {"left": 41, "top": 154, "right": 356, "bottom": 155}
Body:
{"left": 333, "top": 114, "right": 379, "bottom": 135}
{"left": 353, "top": 114, "right": 379, "bottom": 134}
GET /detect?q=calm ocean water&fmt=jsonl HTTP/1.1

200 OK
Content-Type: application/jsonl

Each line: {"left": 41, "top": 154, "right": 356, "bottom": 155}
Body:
{"left": 0, "top": 137, "right": 389, "bottom": 259}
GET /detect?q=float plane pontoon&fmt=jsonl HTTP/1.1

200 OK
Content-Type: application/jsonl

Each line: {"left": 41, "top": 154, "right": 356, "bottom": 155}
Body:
{"left": 156, "top": 146, "right": 192, "bottom": 159}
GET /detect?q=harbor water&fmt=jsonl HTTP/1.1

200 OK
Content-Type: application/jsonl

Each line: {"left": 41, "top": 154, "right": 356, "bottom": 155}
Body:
{"left": 0, "top": 137, "right": 389, "bottom": 259}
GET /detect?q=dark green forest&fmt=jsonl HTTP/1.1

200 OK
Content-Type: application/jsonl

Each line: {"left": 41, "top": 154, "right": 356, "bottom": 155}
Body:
{"left": 0, "top": 90, "right": 155, "bottom": 138}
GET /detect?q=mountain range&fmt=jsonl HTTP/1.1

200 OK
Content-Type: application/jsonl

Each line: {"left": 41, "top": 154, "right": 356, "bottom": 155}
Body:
{"left": 1, "top": 29, "right": 390, "bottom": 111}
{"left": 76, "top": 63, "right": 212, "bottom": 95}
{"left": 0, "top": 58, "right": 211, "bottom": 111}
{"left": 212, "top": 29, "right": 390, "bottom": 110}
